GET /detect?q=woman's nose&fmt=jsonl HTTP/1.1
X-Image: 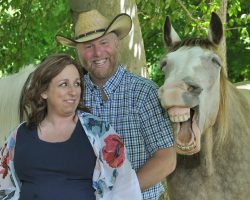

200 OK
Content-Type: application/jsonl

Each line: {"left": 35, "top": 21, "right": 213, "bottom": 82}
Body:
{"left": 68, "top": 85, "right": 77, "bottom": 95}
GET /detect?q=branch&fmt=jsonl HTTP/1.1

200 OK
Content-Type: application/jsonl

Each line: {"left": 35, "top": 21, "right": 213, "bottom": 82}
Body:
{"left": 225, "top": 27, "right": 244, "bottom": 31}
{"left": 175, "top": 0, "right": 209, "bottom": 31}
{"left": 43, "top": 1, "right": 55, "bottom": 18}
{"left": 176, "top": 0, "right": 197, "bottom": 22}
{"left": 56, "top": 18, "right": 72, "bottom": 33}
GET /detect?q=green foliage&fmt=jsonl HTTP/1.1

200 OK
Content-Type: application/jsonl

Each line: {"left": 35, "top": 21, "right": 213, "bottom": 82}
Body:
{"left": 136, "top": 0, "right": 249, "bottom": 85}
{"left": 1, "top": 0, "right": 249, "bottom": 84}
{"left": 0, "top": 0, "right": 73, "bottom": 75}
{"left": 227, "top": 1, "right": 250, "bottom": 82}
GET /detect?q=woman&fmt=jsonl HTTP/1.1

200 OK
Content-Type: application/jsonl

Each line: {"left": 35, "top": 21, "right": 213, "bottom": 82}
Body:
{"left": 0, "top": 54, "right": 141, "bottom": 200}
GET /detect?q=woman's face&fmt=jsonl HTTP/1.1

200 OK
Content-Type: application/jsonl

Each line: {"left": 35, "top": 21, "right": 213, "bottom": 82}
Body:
{"left": 41, "top": 64, "right": 81, "bottom": 117}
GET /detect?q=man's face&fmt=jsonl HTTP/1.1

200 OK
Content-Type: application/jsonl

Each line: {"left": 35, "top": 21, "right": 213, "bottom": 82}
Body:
{"left": 76, "top": 33, "right": 120, "bottom": 86}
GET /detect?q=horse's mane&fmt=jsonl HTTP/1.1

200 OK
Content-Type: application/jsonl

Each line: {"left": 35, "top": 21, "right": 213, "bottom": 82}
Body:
{"left": 167, "top": 38, "right": 249, "bottom": 148}
{"left": 0, "top": 65, "right": 35, "bottom": 144}
{"left": 215, "top": 75, "right": 250, "bottom": 147}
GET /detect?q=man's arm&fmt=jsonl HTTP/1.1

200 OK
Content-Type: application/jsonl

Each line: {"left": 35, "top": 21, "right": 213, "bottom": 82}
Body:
{"left": 136, "top": 147, "right": 176, "bottom": 191}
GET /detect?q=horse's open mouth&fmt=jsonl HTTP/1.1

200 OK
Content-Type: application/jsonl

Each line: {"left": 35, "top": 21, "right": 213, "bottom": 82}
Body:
{"left": 168, "top": 106, "right": 201, "bottom": 155}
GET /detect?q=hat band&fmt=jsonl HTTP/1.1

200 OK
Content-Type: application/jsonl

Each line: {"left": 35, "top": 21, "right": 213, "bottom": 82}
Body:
{"left": 75, "top": 28, "right": 106, "bottom": 40}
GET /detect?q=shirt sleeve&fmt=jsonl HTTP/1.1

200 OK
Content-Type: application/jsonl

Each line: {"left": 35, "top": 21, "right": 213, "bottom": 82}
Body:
{"left": 139, "top": 85, "right": 174, "bottom": 155}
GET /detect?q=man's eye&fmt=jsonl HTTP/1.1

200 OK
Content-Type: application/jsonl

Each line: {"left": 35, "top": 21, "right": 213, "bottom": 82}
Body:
{"left": 85, "top": 44, "right": 92, "bottom": 49}
{"left": 100, "top": 40, "right": 108, "bottom": 45}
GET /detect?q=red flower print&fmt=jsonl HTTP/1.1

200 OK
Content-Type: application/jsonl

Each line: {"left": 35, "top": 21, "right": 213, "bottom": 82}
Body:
{"left": 1, "top": 151, "right": 9, "bottom": 178}
{"left": 102, "top": 134, "right": 125, "bottom": 168}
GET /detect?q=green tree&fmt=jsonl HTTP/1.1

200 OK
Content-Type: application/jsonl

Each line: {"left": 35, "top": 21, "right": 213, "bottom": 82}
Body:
{"left": 1, "top": 0, "right": 249, "bottom": 83}
{"left": 136, "top": 0, "right": 250, "bottom": 85}
{"left": 0, "top": 0, "right": 147, "bottom": 76}
{"left": 0, "top": 0, "right": 72, "bottom": 74}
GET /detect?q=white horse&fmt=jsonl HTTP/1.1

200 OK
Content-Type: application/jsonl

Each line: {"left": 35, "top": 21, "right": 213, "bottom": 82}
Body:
{"left": 0, "top": 65, "right": 35, "bottom": 144}
{"left": 158, "top": 12, "right": 250, "bottom": 200}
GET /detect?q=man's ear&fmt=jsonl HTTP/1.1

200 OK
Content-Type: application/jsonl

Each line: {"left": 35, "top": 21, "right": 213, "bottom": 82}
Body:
{"left": 115, "top": 36, "right": 121, "bottom": 49}
{"left": 111, "top": 33, "right": 120, "bottom": 48}
{"left": 116, "top": 41, "right": 121, "bottom": 50}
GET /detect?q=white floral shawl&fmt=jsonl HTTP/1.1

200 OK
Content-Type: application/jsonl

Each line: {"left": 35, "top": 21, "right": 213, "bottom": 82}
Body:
{"left": 0, "top": 111, "right": 142, "bottom": 200}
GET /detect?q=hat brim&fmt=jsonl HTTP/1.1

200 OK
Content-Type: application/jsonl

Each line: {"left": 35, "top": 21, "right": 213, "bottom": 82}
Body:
{"left": 56, "top": 13, "right": 132, "bottom": 48}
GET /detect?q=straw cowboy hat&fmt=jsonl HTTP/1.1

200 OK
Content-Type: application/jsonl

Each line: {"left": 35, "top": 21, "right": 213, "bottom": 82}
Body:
{"left": 56, "top": 9, "right": 132, "bottom": 48}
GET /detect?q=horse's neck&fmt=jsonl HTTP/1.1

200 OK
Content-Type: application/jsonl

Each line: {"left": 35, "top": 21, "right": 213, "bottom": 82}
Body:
{"left": 200, "top": 128, "right": 214, "bottom": 176}
{"left": 201, "top": 82, "right": 250, "bottom": 176}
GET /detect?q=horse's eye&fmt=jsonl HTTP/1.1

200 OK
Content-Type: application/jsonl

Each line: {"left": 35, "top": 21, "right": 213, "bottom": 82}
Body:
{"left": 160, "top": 60, "right": 167, "bottom": 69}
{"left": 212, "top": 57, "right": 221, "bottom": 67}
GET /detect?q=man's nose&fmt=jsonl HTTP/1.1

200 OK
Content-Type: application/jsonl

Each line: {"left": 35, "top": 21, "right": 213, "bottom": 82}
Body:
{"left": 93, "top": 45, "right": 101, "bottom": 56}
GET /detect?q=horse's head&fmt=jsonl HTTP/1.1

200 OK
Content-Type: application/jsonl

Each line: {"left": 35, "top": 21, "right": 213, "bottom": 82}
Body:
{"left": 158, "top": 12, "right": 224, "bottom": 155}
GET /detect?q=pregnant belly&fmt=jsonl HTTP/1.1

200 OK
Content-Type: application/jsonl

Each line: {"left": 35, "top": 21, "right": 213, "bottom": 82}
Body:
{"left": 19, "top": 179, "right": 95, "bottom": 200}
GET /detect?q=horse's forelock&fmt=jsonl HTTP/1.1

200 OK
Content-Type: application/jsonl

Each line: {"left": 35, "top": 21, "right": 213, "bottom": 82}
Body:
{"left": 168, "top": 38, "right": 217, "bottom": 53}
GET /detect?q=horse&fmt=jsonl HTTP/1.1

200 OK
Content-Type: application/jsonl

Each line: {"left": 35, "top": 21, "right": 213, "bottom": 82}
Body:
{"left": 158, "top": 12, "right": 250, "bottom": 200}
{"left": 0, "top": 65, "right": 35, "bottom": 145}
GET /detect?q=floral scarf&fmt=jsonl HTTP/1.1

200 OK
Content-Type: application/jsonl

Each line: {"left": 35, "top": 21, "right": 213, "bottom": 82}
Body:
{"left": 0, "top": 111, "right": 142, "bottom": 200}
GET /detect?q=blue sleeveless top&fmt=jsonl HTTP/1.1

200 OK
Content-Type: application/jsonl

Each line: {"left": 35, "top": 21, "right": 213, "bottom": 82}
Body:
{"left": 14, "top": 119, "right": 96, "bottom": 200}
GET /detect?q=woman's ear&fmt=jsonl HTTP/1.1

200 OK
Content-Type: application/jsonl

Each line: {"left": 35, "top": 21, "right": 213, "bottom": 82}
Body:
{"left": 41, "top": 91, "right": 48, "bottom": 99}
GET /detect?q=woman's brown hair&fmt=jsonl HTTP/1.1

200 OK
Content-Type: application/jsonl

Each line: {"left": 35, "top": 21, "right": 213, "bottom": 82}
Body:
{"left": 19, "top": 53, "right": 89, "bottom": 127}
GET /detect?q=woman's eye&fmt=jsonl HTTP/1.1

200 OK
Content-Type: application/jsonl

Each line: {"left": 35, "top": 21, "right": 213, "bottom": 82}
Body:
{"left": 59, "top": 82, "right": 67, "bottom": 87}
{"left": 74, "top": 82, "right": 81, "bottom": 87}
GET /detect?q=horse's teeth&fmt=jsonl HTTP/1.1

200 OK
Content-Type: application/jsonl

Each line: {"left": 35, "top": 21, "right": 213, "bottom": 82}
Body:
{"left": 177, "top": 142, "right": 196, "bottom": 151}
{"left": 170, "top": 113, "right": 190, "bottom": 122}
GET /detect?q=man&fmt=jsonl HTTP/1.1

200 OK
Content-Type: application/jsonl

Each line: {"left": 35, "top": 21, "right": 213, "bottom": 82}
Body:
{"left": 56, "top": 10, "right": 176, "bottom": 200}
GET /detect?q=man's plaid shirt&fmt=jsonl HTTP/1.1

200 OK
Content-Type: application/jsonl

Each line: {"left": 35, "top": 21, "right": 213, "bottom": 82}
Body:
{"left": 83, "top": 65, "right": 173, "bottom": 200}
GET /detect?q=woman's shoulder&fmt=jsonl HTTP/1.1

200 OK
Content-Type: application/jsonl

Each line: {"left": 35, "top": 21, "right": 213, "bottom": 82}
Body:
{"left": 77, "top": 111, "right": 109, "bottom": 125}
{"left": 77, "top": 111, "right": 112, "bottom": 138}
{"left": 78, "top": 111, "right": 105, "bottom": 123}
{"left": 7, "top": 122, "right": 26, "bottom": 140}
{"left": 2, "top": 122, "right": 26, "bottom": 151}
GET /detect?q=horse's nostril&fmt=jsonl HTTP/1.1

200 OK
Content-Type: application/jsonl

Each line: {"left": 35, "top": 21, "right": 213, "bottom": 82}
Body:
{"left": 188, "top": 85, "right": 203, "bottom": 95}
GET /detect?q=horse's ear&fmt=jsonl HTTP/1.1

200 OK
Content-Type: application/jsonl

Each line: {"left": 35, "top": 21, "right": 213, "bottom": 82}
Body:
{"left": 208, "top": 12, "right": 223, "bottom": 45}
{"left": 164, "top": 16, "right": 181, "bottom": 47}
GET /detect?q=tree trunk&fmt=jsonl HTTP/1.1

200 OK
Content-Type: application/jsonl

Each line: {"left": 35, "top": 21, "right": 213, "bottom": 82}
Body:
{"left": 219, "top": 0, "right": 228, "bottom": 76}
{"left": 68, "top": 0, "right": 147, "bottom": 77}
